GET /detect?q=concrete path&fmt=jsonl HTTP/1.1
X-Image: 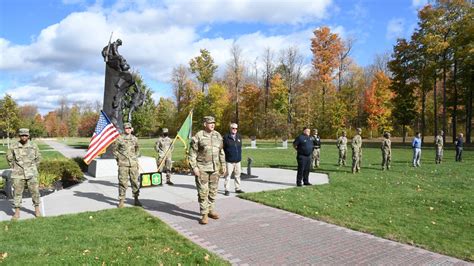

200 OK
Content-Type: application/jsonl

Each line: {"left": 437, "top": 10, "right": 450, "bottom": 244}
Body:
{"left": 1, "top": 139, "right": 470, "bottom": 265}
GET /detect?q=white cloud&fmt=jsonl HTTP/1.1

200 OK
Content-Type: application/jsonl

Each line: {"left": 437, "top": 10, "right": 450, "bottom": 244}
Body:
{"left": 386, "top": 18, "right": 405, "bottom": 40}
{"left": 1, "top": 0, "right": 340, "bottom": 113}
{"left": 411, "top": 0, "right": 428, "bottom": 9}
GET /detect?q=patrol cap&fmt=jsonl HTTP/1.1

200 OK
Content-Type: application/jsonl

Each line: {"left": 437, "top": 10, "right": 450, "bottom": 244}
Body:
{"left": 162, "top": 128, "right": 169, "bottom": 133}
{"left": 123, "top": 122, "right": 132, "bottom": 129}
{"left": 313, "top": 128, "right": 318, "bottom": 132}
{"left": 18, "top": 128, "right": 30, "bottom": 136}
{"left": 203, "top": 116, "right": 215, "bottom": 124}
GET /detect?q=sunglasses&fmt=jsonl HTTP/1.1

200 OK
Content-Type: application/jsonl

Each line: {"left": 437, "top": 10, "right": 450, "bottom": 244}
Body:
{"left": 231, "top": 128, "right": 238, "bottom": 129}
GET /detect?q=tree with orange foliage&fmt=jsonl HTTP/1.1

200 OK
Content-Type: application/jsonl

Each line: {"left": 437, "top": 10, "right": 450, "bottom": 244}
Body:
{"left": 364, "top": 71, "right": 394, "bottom": 137}
{"left": 239, "top": 83, "right": 262, "bottom": 136}
{"left": 311, "top": 26, "right": 343, "bottom": 115}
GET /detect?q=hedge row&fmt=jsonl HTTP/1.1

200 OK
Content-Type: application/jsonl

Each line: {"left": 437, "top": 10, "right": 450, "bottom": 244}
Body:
{"left": 38, "top": 158, "right": 84, "bottom": 187}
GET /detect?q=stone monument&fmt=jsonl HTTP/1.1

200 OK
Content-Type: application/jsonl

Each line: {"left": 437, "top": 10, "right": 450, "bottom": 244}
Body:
{"left": 87, "top": 37, "right": 154, "bottom": 177}
{"left": 100, "top": 38, "right": 145, "bottom": 159}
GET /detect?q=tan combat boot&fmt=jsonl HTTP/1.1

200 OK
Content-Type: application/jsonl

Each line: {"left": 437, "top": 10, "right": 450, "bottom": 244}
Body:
{"left": 208, "top": 211, "right": 219, "bottom": 219}
{"left": 199, "top": 214, "right": 208, "bottom": 225}
{"left": 118, "top": 199, "right": 125, "bottom": 208}
{"left": 134, "top": 196, "right": 142, "bottom": 207}
{"left": 11, "top": 208, "right": 20, "bottom": 221}
{"left": 35, "top": 206, "right": 41, "bottom": 217}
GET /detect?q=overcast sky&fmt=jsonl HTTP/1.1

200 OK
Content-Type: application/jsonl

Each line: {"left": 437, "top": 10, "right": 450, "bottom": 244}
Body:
{"left": 0, "top": 0, "right": 426, "bottom": 114}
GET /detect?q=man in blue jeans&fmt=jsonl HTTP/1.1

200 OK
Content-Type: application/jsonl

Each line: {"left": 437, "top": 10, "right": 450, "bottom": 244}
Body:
{"left": 412, "top": 132, "right": 422, "bottom": 167}
{"left": 293, "top": 127, "right": 314, "bottom": 186}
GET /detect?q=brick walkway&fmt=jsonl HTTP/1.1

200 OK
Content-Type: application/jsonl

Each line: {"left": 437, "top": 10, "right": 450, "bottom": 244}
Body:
{"left": 147, "top": 197, "right": 470, "bottom": 265}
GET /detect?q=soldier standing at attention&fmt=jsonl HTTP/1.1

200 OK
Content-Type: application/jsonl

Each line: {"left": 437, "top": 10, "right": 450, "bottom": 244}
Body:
{"left": 336, "top": 130, "right": 348, "bottom": 166}
{"left": 293, "top": 127, "right": 314, "bottom": 186}
{"left": 351, "top": 128, "right": 363, "bottom": 174}
{"left": 310, "top": 129, "right": 321, "bottom": 168}
{"left": 6, "top": 128, "right": 42, "bottom": 220}
{"left": 435, "top": 130, "right": 444, "bottom": 164}
{"left": 381, "top": 132, "right": 392, "bottom": 171}
{"left": 155, "top": 128, "right": 174, "bottom": 185}
{"left": 113, "top": 122, "right": 141, "bottom": 208}
{"left": 188, "top": 116, "right": 226, "bottom": 225}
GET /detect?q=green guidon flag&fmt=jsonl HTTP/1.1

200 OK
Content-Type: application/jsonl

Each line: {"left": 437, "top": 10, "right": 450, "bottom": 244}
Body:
{"left": 176, "top": 111, "right": 193, "bottom": 152}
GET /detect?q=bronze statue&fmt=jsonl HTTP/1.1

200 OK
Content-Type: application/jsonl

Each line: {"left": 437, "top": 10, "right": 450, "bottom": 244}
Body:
{"left": 101, "top": 38, "right": 145, "bottom": 158}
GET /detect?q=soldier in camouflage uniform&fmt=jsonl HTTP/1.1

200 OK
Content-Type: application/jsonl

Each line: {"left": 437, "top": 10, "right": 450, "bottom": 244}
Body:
{"left": 188, "top": 116, "right": 226, "bottom": 225}
{"left": 381, "top": 132, "right": 392, "bottom": 171}
{"left": 336, "top": 131, "right": 348, "bottom": 166}
{"left": 113, "top": 122, "right": 141, "bottom": 208}
{"left": 435, "top": 130, "right": 444, "bottom": 164}
{"left": 310, "top": 129, "right": 321, "bottom": 168}
{"left": 351, "top": 128, "right": 363, "bottom": 174}
{"left": 155, "top": 128, "right": 174, "bottom": 185}
{"left": 6, "top": 128, "right": 42, "bottom": 220}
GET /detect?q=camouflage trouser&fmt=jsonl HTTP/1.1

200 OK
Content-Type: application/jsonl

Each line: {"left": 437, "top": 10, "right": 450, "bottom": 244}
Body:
{"left": 157, "top": 157, "right": 172, "bottom": 182}
{"left": 118, "top": 165, "right": 140, "bottom": 200}
{"left": 312, "top": 148, "right": 320, "bottom": 168}
{"left": 382, "top": 150, "right": 391, "bottom": 170}
{"left": 435, "top": 147, "right": 443, "bottom": 164}
{"left": 195, "top": 171, "right": 219, "bottom": 215}
{"left": 12, "top": 177, "right": 40, "bottom": 208}
{"left": 352, "top": 149, "right": 362, "bottom": 173}
{"left": 338, "top": 149, "right": 347, "bottom": 166}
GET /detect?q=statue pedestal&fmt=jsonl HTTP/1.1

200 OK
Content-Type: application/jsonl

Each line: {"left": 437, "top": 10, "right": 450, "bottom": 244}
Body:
{"left": 87, "top": 156, "right": 157, "bottom": 178}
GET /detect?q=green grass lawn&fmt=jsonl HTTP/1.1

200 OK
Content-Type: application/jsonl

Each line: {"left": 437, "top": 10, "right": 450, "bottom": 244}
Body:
{"left": 59, "top": 137, "right": 473, "bottom": 260}
{"left": 0, "top": 207, "right": 228, "bottom": 265}
{"left": 0, "top": 139, "right": 64, "bottom": 169}
{"left": 240, "top": 143, "right": 474, "bottom": 261}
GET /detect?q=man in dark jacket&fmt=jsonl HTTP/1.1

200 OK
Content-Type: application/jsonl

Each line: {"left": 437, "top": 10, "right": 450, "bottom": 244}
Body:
{"left": 293, "top": 127, "right": 314, "bottom": 186}
{"left": 223, "top": 123, "right": 244, "bottom": 195}
{"left": 455, "top": 133, "right": 464, "bottom": 162}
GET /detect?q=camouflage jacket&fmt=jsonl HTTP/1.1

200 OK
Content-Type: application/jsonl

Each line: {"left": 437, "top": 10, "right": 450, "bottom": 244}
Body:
{"left": 435, "top": 135, "right": 443, "bottom": 148}
{"left": 351, "top": 134, "right": 362, "bottom": 151}
{"left": 188, "top": 130, "right": 225, "bottom": 172}
{"left": 155, "top": 136, "right": 174, "bottom": 159}
{"left": 336, "top": 136, "right": 347, "bottom": 150}
{"left": 381, "top": 139, "right": 391, "bottom": 153}
{"left": 113, "top": 134, "right": 139, "bottom": 167}
{"left": 6, "top": 140, "right": 41, "bottom": 179}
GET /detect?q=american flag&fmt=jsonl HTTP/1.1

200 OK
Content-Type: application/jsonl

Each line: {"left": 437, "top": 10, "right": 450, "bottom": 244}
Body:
{"left": 83, "top": 110, "right": 120, "bottom": 164}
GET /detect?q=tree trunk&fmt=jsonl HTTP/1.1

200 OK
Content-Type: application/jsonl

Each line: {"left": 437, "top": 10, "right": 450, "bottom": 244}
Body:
{"left": 421, "top": 89, "right": 426, "bottom": 143}
{"left": 442, "top": 54, "right": 447, "bottom": 144}
{"left": 467, "top": 87, "right": 473, "bottom": 144}
{"left": 452, "top": 59, "right": 457, "bottom": 143}
{"left": 434, "top": 77, "right": 438, "bottom": 137}
{"left": 402, "top": 124, "right": 406, "bottom": 143}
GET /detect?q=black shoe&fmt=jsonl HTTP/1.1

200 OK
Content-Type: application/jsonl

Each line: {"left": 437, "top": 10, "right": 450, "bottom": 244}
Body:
{"left": 235, "top": 190, "right": 245, "bottom": 193}
{"left": 303, "top": 183, "right": 312, "bottom": 186}
{"left": 297, "top": 183, "right": 302, "bottom": 187}
{"left": 166, "top": 181, "right": 174, "bottom": 185}
{"left": 224, "top": 191, "right": 230, "bottom": 196}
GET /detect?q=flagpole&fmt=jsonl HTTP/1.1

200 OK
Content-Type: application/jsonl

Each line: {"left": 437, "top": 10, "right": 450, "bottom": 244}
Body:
{"left": 156, "top": 135, "right": 178, "bottom": 172}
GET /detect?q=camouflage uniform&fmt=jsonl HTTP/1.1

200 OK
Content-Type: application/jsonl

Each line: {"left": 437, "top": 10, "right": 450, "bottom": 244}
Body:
{"left": 113, "top": 123, "right": 140, "bottom": 206}
{"left": 381, "top": 133, "right": 392, "bottom": 170}
{"left": 6, "top": 129, "right": 41, "bottom": 210}
{"left": 435, "top": 132, "right": 443, "bottom": 164}
{"left": 188, "top": 116, "right": 225, "bottom": 223}
{"left": 351, "top": 129, "right": 363, "bottom": 173}
{"left": 336, "top": 133, "right": 348, "bottom": 166}
{"left": 155, "top": 128, "right": 174, "bottom": 184}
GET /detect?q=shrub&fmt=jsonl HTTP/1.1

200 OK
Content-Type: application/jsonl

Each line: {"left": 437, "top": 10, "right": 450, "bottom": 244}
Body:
{"left": 172, "top": 158, "right": 191, "bottom": 174}
{"left": 72, "top": 157, "right": 89, "bottom": 172}
{"left": 38, "top": 159, "right": 84, "bottom": 188}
